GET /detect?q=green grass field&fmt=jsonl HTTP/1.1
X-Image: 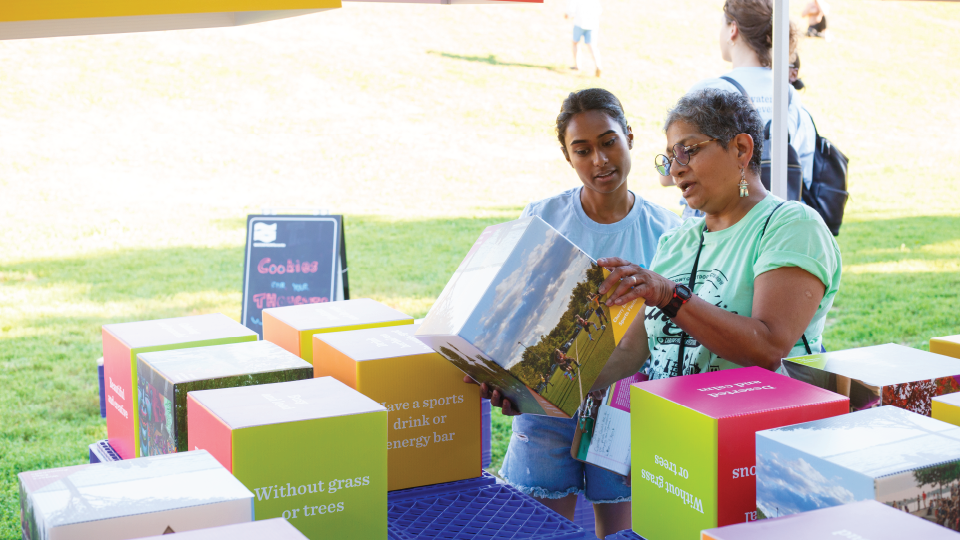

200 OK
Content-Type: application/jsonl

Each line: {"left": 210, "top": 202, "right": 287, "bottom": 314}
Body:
{"left": 1, "top": 0, "right": 959, "bottom": 536}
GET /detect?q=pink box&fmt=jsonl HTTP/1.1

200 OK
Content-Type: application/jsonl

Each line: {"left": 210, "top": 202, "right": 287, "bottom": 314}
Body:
{"left": 631, "top": 367, "right": 849, "bottom": 539}
{"left": 702, "top": 499, "right": 957, "bottom": 539}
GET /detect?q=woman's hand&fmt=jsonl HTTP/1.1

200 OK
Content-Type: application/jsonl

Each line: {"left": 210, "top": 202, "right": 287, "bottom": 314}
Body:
{"left": 463, "top": 376, "right": 521, "bottom": 416}
{"left": 597, "top": 257, "right": 675, "bottom": 309}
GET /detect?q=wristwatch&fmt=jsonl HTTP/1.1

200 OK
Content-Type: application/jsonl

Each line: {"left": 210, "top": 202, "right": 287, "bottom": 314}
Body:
{"left": 661, "top": 283, "right": 693, "bottom": 318}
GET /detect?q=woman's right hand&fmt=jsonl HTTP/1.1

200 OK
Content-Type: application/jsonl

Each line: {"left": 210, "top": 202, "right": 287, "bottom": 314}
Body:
{"left": 597, "top": 257, "right": 674, "bottom": 309}
{"left": 463, "top": 376, "right": 521, "bottom": 416}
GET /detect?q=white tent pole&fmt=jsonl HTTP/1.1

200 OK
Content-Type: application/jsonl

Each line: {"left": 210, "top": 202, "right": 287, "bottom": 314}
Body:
{"left": 771, "top": 0, "right": 790, "bottom": 199}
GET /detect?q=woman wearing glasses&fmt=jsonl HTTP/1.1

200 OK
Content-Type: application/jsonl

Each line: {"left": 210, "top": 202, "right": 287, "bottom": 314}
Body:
{"left": 594, "top": 88, "right": 839, "bottom": 383}
{"left": 665, "top": 0, "right": 816, "bottom": 219}
{"left": 481, "top": 88, "right": 679, "bottom": 537}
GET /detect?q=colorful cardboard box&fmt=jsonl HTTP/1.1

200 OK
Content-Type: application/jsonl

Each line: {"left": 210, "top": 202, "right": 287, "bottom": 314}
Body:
{"left": 313, "top": 323, "right": 480, "bottom": 491}
{"left": 137, "top": 518, "right": 307, "bottom": 540}
{"left": 932, "top": 335, "right": 960, "bottom": 360}
{"left": 187, "top": 377, "right": 387, "bottom": 540}
{"left": 701, "top": 499, "right": 958, "bottom": 539}
{"left": 103, "top": 314, "right": 258, "bottom": 459}
{"left": 18, "top": 450, "right": 253, "bottom": 540}
{"left": 263, "top": 299, "right": 413, "bottom": 362}
{"left": 416, "top": 216, "right": 641, "bottom": 418}
{"left": 933, "top": 392, "right": 960, "bottom": 427}
{"left": 631, "top": 367, "right": 849, "bottom": 540}
{"left": 137, "top": 340, "right": 313, "bottom": 456}
{"left": 756, "top": 405, "right": 960, "bottom": 533}
{"left": 782, "top": 343, "right": 960, "bottom": 416}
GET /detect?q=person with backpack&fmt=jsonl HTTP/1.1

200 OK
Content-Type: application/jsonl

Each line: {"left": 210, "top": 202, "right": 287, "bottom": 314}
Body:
{"left": 661, "top": 0, "right": 815, "bottom": 219}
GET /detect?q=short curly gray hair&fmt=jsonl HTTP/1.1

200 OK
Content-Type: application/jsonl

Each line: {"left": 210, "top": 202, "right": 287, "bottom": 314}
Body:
{"left": 664, "top": 89, "right": 764, "bottom": 174}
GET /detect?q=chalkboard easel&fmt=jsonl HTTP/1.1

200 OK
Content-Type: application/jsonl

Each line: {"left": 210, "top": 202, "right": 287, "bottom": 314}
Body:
{"left": 241, "top": 213, "right": 349, "bottom": 337}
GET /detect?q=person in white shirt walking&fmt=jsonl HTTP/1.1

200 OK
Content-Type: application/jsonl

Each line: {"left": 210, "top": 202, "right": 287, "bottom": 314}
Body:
{"left": 565, "top": 0, "right": 603, "bottom": 77}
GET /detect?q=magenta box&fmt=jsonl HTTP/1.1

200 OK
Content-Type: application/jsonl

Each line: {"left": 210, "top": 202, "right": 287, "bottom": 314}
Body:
{"left": 701, "top": 499, "right": 958, "bottom": 539}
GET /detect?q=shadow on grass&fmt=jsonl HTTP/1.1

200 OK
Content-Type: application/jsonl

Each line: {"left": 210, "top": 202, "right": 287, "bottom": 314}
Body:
{"left": 428, "top": 51, "right": 566, "bottom": 73}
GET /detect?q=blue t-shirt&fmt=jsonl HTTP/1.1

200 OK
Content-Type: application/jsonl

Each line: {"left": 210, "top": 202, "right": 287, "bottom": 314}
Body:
{"left": 520, "top": 187, "right": 681, "bottom": 269}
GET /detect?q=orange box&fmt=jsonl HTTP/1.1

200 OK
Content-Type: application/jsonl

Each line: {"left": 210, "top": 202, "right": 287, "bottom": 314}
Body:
{"left": 931, "top": 335, "right": 960, "bottom": 360}
{"left": 263, "top": 299, "right": 413, "bottom": 363}
{"left": 314, "top": 324, "right": 480, "bottom": 491}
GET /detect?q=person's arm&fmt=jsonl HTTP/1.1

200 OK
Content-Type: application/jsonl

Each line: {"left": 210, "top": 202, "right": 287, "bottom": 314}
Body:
{"left": 589, "top": 313, "right": 649, "bottom": 391}
{"left": 597, "top": 258, "right": 824, "bottom": 371}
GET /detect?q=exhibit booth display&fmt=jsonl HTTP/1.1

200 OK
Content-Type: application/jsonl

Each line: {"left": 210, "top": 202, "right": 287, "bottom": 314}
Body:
{"left": 314, "top": 323, "right": 480, "bottom": 491}
{"left": 416, "top": 216, "right": 641, "bottom": 418}
{"left": 782, "top": 343, "right": 960, "bottom": 416}
{"left": 138, "top": 518, "right": 308, "bottom": 540}
{"left": 630, "top": 367, "right": 848, "bottom": 540}
{"left": 756, "top": 405, "right": 960, "bottom": 531}
{"left": 102, "top": 314, "right": 258, "bottom": 460}
{"left": 263, "top": 298, "right": 413, "bottom": 363}
{"left": 137, "top": 340, "right": 314, "bottom": 456}
{"left": 186, "top": 377, "right": 388, "bottom": 539}
{"left": 700, "top": 499, "right": 959, "bottom": 540}
{"left": 18, "top": 451, "right": 253, "bottom": 540}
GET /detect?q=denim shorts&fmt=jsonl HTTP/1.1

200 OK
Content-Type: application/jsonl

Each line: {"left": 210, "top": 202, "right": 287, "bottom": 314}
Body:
{"left": 573, "top": 25, "right": 595, "bottom": 44}
{"left": 498, "top": 413, "right": 631, "bottom": 503}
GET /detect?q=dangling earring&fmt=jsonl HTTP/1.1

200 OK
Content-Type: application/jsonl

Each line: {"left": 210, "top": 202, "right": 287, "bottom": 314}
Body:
{"left": 738, "top": 166, "right": 748, "bottom": 198}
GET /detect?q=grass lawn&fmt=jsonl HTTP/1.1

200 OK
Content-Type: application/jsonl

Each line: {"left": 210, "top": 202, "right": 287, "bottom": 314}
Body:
{"left": 1, "top": 0, "right": 959, "bottom": 535}
{"left": 542, "top": 313, "right": 616, "bottom": 414}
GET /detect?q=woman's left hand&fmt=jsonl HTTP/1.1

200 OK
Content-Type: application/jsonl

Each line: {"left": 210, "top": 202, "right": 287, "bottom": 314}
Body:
{"left": 597, "top": 257, "right": 675, "bottom": 308}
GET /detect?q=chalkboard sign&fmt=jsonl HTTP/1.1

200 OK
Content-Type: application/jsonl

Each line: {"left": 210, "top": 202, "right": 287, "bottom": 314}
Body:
{"left": 241, "top": 215, "right": 349, "bottom": 337}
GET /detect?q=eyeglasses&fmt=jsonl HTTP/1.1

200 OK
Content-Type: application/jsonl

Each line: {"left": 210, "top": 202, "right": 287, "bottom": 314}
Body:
{"left": 654, "top": 139, "right": 718, "bottom": 176}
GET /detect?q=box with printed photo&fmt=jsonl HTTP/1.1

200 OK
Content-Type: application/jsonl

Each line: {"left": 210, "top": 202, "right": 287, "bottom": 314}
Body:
{"left": 756, "top": 405, "right": 960, "bottom": 532}
{"left": 187, "top": 377, "right": 387, "bottom": 540}
{"left": 314, "top": 323, "right": 480, "bottom": 491}
{"left": 263, "top": 299, "right": 413, "bottom": 362}
{"left": 700, "top": 499, "right": 958, "bottom": 540}
{"left": 782, "top": 343, "right": 960, "bottom": 416}
{"left": 630, "top": 367, "right": 848, "bottom": 540}
{"left": 415, "top": 216, "right": 641, "bottom": 418}
{"left": 18, "top": 450, "right": 253, "bottom": 540}
{"left": 102, "top": 314, "right": 258, "bottom": 459}
{"left": 137, "top": 340, "right": 313, "bottom": 457}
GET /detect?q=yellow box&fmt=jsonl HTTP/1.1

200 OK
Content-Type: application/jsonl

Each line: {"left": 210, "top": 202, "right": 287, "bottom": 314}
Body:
{"left": 932, "top": 392, "right": 960, "bottom": 427}
{"left": 263, "top": 299, "right": 413, "bottom": 363}
{"left": 931, "top": 335, "right": 960, "bottom": 360}
{"left": 314, "top": 324, "right": 481, "bottom": 491}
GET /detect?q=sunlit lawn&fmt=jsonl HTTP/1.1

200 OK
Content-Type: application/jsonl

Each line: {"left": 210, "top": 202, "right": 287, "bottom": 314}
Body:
{"left": 2, "top": 0, "right": 959, "bottom": 536}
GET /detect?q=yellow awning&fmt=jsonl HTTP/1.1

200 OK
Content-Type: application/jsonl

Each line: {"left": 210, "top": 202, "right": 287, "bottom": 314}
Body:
{"left": 0, "top": 1, "right": 341, "bottom": 40}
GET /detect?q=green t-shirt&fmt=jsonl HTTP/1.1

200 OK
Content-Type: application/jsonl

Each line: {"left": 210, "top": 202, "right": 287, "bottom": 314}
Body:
{"left": 644, "top": 195, "right": 841, "bottom": 380}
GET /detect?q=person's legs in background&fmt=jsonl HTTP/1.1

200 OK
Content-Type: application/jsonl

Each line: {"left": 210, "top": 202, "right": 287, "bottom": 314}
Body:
{"left": 571, "top": 25, "right": 585, "bottom": 70}
{"left": 582, "top": 29, "right": 602, "bottom": 77}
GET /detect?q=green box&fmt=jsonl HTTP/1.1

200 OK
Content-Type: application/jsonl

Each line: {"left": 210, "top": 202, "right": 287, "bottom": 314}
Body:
{"left": 187, "top": 377, "right": 387, "bottom": 540}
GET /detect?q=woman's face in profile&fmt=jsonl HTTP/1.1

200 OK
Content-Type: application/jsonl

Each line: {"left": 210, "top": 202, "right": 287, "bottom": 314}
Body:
{"left": 665, "top": 120, "right": 739, "bottom": 213}
{"left": 563, "top": 110, "right": 633, "bottom": 196}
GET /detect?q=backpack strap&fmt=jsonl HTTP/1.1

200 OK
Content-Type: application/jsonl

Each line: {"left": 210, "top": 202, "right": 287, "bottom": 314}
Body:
{"left": 761, "top": 201, "right": 814, "bottom": 356}
{"left": 720, "top": 76, "right": 749, "bottom": 98}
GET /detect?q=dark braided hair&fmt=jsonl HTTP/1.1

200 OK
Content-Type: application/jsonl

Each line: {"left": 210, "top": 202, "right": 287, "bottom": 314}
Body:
{"left": 556, "top": 88, "right": 630, "bottom": 151}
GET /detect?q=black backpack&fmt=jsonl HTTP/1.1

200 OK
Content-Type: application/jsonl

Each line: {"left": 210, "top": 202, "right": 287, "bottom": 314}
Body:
{"left": 720, "top": 76, "right": 849, "bottom": 236}
{"left": 801, "top": 112, "right": 849, "bottom": 236}
{"left": 720, "top": 76, "right": 803, "bottom": 202}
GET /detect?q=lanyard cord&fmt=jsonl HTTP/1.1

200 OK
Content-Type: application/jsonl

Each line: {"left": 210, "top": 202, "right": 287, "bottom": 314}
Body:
{"left": 670, "top": 224, "right": 707, "bottom": 378}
